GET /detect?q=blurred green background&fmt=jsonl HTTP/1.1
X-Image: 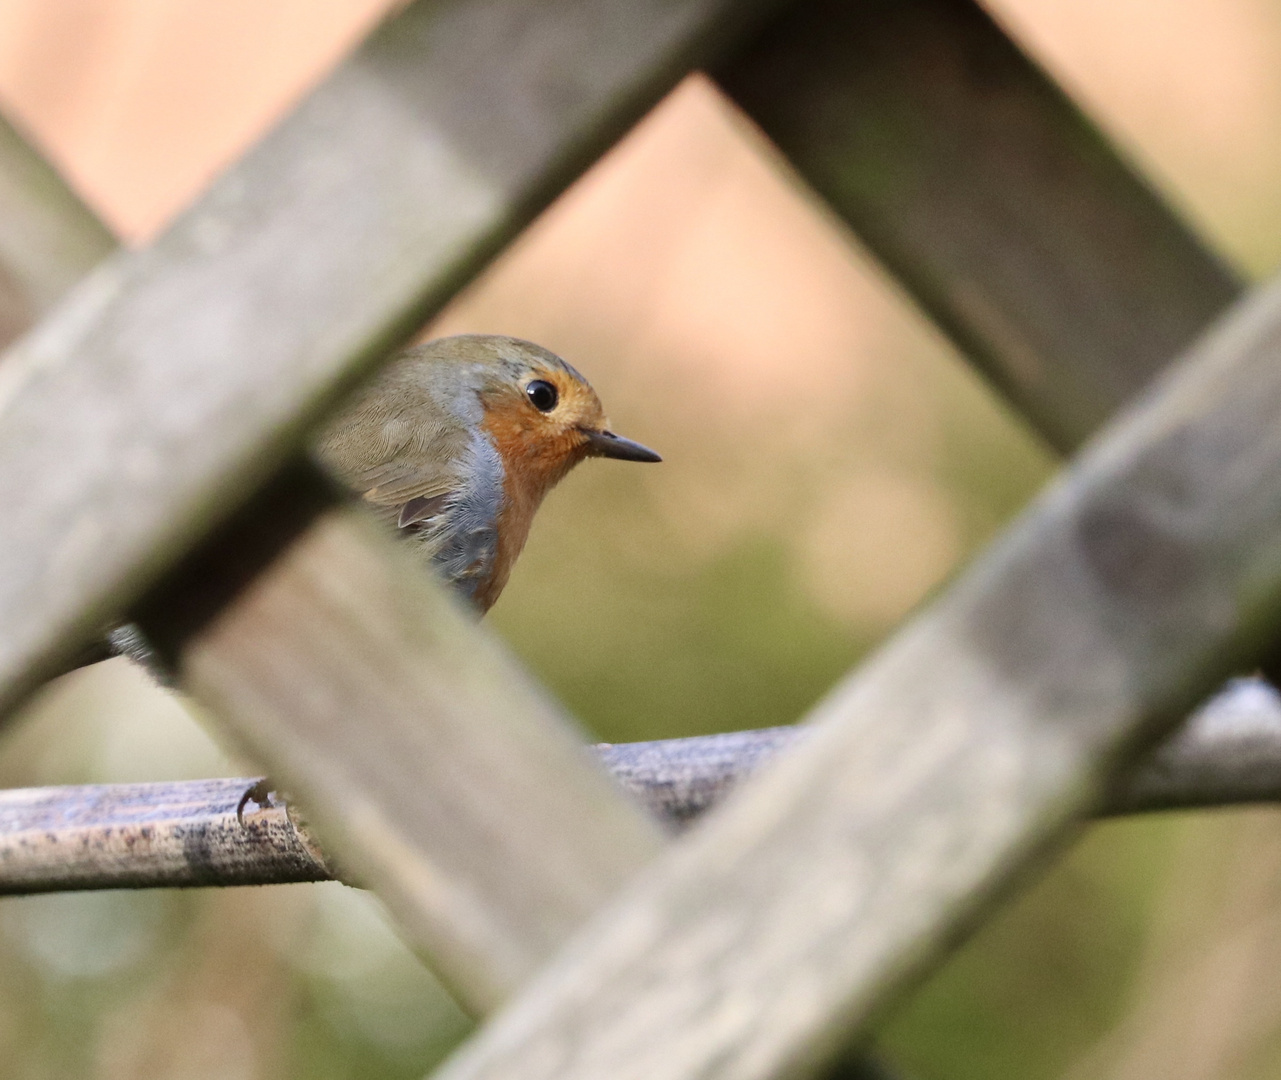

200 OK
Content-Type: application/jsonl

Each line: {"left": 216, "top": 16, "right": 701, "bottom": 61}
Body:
{"left": 3, "top": 1, "right": 1281, "bottom": 1078}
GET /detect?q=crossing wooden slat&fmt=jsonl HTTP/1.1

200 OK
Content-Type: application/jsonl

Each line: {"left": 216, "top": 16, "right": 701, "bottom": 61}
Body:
{"left": 718, "top": 0, "right": 1242, "bottom": 452}
{"left": 0, "top": 0, "right": 784, "bottom": 720}
{"left": 414, "top": 278, "right": 1281, "bottom": 1080}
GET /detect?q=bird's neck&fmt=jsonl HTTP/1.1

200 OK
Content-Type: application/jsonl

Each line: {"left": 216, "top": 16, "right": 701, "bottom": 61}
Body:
{"left": 467, "top": 414, "right": 586, "bottom": 612}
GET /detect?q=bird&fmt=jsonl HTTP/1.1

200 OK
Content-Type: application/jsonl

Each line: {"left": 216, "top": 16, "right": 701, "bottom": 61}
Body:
{"left": 66, "top": 334, "right": 649, "bottom": 681}
{"left": 315, "top": 333, "right": 661, "bottom": 613}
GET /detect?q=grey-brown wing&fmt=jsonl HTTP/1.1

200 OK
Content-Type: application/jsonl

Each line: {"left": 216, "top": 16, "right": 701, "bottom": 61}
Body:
{"left": 312, "top": 398, "right": 466, "bottom": 530}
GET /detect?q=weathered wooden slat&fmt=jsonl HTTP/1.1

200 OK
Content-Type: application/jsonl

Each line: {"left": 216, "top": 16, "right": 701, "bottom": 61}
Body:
{"left": 6, "top": 676, "right": 1281, "bottom": 894}
{"left": 718, "top": 0, "right": 1242, "bottom": 452}
{"left": 0, "top": 0, "right": 785, "bottom": 720}
{"left": 406, "top": 277, "right": 1281, "bottom": 1080}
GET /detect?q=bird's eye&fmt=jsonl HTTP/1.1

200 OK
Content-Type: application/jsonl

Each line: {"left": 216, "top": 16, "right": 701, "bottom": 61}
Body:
{"left": 526, "top": 379, "right": 558, "bottom": 412}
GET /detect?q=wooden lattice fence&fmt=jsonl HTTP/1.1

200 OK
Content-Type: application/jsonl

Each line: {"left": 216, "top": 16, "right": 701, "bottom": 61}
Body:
{"left": 4, "top": 1, "right": 1281, "bottom": 1079}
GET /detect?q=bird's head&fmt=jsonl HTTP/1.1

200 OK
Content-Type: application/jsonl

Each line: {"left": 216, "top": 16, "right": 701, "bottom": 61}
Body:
{"left": 458, "top": 336, "right": 660, "bottom": 502}
{"left": 316, "top": 334, "right": 659, "bottom": 612}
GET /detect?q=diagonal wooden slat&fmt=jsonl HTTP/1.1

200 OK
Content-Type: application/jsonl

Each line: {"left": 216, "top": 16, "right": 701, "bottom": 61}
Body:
{"left": 0, "top": 0, "right": 786, "bottom": 720}
{"left": 718, "top": 0, "right": 1242, "bottom": 453}
{"left": 413, "top": 277, "right": 1281, "bottom": 1080}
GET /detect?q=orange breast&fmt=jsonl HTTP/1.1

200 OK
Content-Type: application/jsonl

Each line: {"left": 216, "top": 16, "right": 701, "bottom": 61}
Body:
{"left": 473, "top": 397, "right": 588, "bottom": 612}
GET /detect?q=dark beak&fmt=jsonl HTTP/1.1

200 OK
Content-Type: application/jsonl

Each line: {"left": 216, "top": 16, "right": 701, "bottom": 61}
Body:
{"left": 583, "top": 429, "right": 662, "bottom": 463}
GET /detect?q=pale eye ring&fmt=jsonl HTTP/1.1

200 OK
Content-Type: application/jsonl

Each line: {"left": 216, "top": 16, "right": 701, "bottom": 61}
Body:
{"left": 526, "top": 379, "right": 558, "bottom": 412}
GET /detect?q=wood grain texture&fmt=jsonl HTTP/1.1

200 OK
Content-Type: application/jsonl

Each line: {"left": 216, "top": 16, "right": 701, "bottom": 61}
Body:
{"left": 6, "top": 676, "right": 1281, "bottom": 895}
{"left": 0, "top": 777, "right": 332, "bottom": 891}
{"left": 598, "top": 726, "right": 802, "bottom": 826}
{"left": 173, "top": 508, "right": 665, "bottom": 1014}
{"left": 718, "top": 0, "right": 1242, "bottom": 452}
{"left": 412, "top": 278, "right": 1281, "bottom": 1080}
{"left": 0, "top": 0, "right": 784, "bottom": 719}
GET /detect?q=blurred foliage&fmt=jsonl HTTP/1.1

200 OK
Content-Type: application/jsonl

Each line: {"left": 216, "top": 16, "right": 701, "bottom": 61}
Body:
{"left": 5, "top": 3, "right": 1281, "bottom": 1080}
{"left": 882, "top": 817, "right": 1183, "bottom": 1080}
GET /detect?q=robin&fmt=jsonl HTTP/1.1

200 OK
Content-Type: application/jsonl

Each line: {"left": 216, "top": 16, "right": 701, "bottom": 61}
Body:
{"left": 315, "top": 333, "right": 661, "bottom": 612}
{"left": 72, "top": 333, "right": 657, "bottom": 681}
